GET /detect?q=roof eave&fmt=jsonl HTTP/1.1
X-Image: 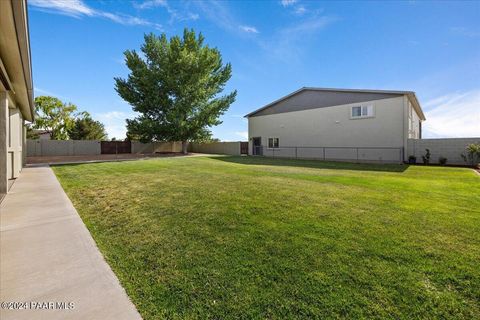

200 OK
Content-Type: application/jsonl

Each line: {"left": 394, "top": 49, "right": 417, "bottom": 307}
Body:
{"left": 407, "top": 93, "right": 426, "bottom": 121}
{"left": 245, "top": 87, "right": 426, "bottom": 119}
{"left": 10, "top": 0, "right": 34, "bottom": 121}
{"left": 244, "top": 87, "right": 307, "bottom": 118}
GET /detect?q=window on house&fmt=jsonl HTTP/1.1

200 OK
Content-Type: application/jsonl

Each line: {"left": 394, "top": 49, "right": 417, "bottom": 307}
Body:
{"left": 268, "top": 137, "right": 279, "bottom": 148}
{"left": 351, "top": 105, "right": 374, "bottom": 118}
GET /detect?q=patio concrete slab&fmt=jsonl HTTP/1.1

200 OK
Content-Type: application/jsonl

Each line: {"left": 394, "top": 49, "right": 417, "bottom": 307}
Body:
{"left": 0, "top": 165, "right": 142, "bottom": 320}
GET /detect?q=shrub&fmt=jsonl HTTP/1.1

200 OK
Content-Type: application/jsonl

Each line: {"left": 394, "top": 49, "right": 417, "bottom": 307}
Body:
{"left": 461, "top": 143, "right": 480, "bottom": 167}
{"left": 422, "top": 149, "right": 431, "bottom": 165}
{"left": 439, "top": 157, "right": 447, "bottom": 165}
{"left": 408, "top": 155, "right": 417, "bottom": 164}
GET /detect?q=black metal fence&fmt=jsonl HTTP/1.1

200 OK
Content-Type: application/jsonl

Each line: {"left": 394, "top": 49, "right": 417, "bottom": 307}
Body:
{"left": 253, "top": 146, "right": 403, "bottom": 163}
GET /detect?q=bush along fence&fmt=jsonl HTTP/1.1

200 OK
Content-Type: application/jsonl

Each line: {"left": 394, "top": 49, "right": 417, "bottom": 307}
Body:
{"left": 407, "top": 138, "right": 480, "bottom": 165}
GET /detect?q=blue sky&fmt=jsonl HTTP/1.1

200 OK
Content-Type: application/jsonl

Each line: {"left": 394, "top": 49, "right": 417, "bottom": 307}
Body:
{"left": 29, "top": 0, "right": 480, "bottom": 140}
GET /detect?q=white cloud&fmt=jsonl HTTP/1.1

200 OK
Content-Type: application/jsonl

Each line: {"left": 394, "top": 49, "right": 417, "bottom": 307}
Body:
{"left": 234, "top": 131, "right": 248, "bottom": 139}
{"left": 294, "top": 6, "right": 307, "bottom": 15}
{"left": 94, "top": 111, "right": 136, "bottom": 140}
{"left": 188, "top": 13, "right": 200, "bottom": 21}
{"left": 422, "top": 90, "right": 480, "bottom": 138}
{"left": 194, "top": 1, "right": 255, "bottom": 35}
{"left": 134, "top": 0, "right": 198, "bottom": 23}
{"left": 194, "top": 0, "right": 236, "bottom": 32}
{"left": 239, "top": 25, "right": 259, "bottom": 34}
{"left": 29, "top": 0, "right": 94, "bottom": 17}
{"left": 450, "top": 27, "right": 480, "bottom": 38}
{"left": 134, "top": 0, "right": 167, "bottom": 10}
{"left": 282, "top": 15, "right": 334, "bottom": 34}
{"left": 29, "top": 0, "right": 162, "bottom": 30}
{"left": 281, "top": 0, "right": 298, "bottom": 7}
{"left": 34, "top": 87, "right": 67, "bottom": 99}
{"left": 258, "top": 14, "right": 336, "bottom": 62}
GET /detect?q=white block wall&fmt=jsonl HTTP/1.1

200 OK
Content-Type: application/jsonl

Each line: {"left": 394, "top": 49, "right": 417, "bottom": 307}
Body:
{"left": 407, "top": 138, "right": 480, "bottom": 165}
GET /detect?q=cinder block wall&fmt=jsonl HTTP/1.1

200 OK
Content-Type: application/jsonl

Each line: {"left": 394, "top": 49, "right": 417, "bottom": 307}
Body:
{"left": 28, "top": 140, "right": 184, "bottom": 156}
{"left": 132, "top": 141, "right": 182, "bottom": 153}
{"left": 407, "top": 138, "right": 480, "bottom": 165}
{"left": 131, "top": 141, "right": 182, "bottom": 153}
{"left": 131, "top": 141, "right": 154, "bottom": 154}
{"left": 189, "top": 142, "right": 242, "bottom": 155}
{"left": 153, "top": 141, "right": 182, "bottom": 153}
{"left": 27, "top": 140, "right": 101, "bottom": 156}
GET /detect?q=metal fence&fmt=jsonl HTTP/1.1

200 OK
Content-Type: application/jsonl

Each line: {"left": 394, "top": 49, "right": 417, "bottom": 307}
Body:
{"left": 253, "top": 146, "right": 403, "bottom": 163}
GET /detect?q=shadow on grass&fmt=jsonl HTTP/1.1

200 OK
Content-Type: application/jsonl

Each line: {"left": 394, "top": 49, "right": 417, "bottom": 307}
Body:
{"left": 210, "top": 156, "right": 409, "bottom": 173}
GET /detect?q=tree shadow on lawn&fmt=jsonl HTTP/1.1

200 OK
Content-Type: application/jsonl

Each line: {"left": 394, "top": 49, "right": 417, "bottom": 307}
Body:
{"left": 210, "top": 156, "right": 409, "bottom": 173}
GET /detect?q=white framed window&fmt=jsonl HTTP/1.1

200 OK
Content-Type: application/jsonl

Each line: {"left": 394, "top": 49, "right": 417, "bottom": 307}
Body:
{"left": 351, "top": 105, "right": 374, "bottom": 119}
{"left": 268, "top": 137, "right": 279, "bottom": 148}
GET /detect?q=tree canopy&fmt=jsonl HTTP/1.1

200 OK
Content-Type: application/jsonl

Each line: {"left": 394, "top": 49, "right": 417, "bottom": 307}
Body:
{"left": 115, "top": 29, "right": 236, "bottom": 153}
{"left": 68, "top": 112, "right": 108, "bottom": 140}
{"left": 29, "top": 96, "right": 108, "bottom": 141}
{"left": 31, "top": 96, "right": 77, "bottom": 140}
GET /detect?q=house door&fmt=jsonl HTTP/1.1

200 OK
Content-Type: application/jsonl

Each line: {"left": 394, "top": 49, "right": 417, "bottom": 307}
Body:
{"left": 240, "top": 142, "right": 248, "bottom": 155}
{"left": 252, "top": 137, "right": 262, "bottom": 155}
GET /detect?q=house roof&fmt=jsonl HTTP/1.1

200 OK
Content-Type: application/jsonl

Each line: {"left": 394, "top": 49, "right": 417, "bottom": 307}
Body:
{"left": 245, "top": 87, "right": 426, "bottom": 120}
{"left": 0, "top": 0, "right": 34, "bottom": 121}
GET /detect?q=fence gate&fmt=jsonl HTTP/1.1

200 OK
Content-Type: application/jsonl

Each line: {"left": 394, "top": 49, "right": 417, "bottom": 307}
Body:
{"left": 100, "top": 141, "right": 132, "bottom": 154}
{"left": 240, "top": 142, "right": 248, "bottom": 154}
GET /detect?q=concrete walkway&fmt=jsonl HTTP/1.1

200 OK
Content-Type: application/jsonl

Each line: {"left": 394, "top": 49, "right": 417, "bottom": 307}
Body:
{"left": 0, "top": 165, "right": 142, "bottom": 320}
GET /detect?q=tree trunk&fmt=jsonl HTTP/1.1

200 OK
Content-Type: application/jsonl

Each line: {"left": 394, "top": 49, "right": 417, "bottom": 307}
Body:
{"left": 182, "top": 141, "right": 188, "bottom": 154}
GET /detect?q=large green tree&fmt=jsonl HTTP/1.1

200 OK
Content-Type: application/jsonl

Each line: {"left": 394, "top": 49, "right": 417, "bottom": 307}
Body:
{"left": 31, "top": 96, "right": 77, "bottom": 140}
{"left": 68, "top": 112, "right": 108, "bottom": 140}
{"left": 115, "top": 29, "right": 236, "bottom": 153}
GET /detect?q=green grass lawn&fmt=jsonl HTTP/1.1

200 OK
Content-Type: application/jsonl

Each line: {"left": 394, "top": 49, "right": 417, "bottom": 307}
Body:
{"left": 53, "top": 156, "right": 480, "bottom": 319}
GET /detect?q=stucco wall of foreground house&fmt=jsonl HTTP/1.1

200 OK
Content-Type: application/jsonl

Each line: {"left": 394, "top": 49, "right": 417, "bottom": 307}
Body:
{"left": 1, "top": 92, "right": 27, "bottom": 194}
{"left": 407, "top": 138, "right": 480, "bottom": 165}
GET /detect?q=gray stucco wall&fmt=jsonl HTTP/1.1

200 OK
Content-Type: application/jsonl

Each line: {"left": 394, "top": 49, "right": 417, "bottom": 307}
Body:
{"left": 249, "top": 96, "right": 407, "bottom": 152}
{"left": 407, "top": 138, "right": 480, "bottom": 165}
{"left": 189, "top": 142, "right": 242, "bottom": 155}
